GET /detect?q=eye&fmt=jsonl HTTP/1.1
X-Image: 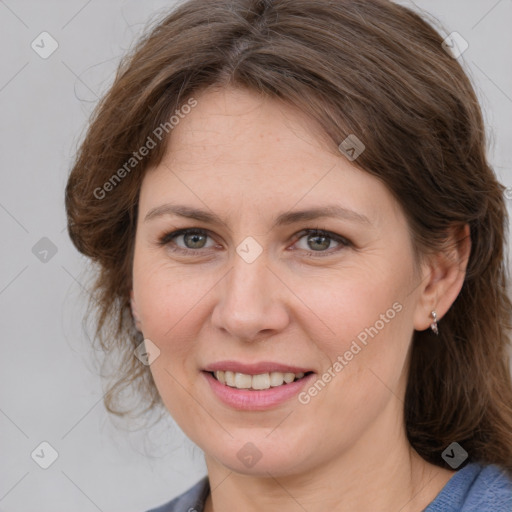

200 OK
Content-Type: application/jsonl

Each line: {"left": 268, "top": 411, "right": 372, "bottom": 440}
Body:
{"left": 292, "top": 229, "right": 351, "bottom": 257}
{"left": 157, "top": 227, "right": 352, "bottom": 257}
{"left": 158, "top": 228, "right": 217, "bottom": 254}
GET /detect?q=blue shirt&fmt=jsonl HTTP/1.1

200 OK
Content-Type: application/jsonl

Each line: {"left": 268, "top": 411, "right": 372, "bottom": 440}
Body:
{"left": 146, "top": 463, "right": 512, "bottom": 512}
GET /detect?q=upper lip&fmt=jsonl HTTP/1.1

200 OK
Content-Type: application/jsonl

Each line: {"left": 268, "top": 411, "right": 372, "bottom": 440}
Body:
{"left": 204, "top": 361, "right": 313, "bottom": 375}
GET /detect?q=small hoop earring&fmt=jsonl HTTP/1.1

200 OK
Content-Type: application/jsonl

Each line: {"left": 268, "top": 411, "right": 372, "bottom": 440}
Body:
{"left": 430, "top": 310, "right": 439, "bottom": 335}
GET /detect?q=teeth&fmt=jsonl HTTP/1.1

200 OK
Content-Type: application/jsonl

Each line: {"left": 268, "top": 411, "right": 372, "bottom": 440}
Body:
{"left": 234, "top": 372, "right": 252, "bottom": 389}
{"left": 213, "top": 370, "right": 306, "bottom": 390}
{"left": 225, "top": 371, "right": 235, "bottom": 387}
{"left": 252, "top": 373, "right": 270, "bottom": 390}
{"left": 283, "top": 372, "right": 295, "bottom": 383}
{"left": 269, "top": 372, "right": 284, "bottom": 387}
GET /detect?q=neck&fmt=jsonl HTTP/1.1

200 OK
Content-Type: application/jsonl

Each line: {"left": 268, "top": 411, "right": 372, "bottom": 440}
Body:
{"left": 203, "top": 417, "right": 455, "bottom": 512}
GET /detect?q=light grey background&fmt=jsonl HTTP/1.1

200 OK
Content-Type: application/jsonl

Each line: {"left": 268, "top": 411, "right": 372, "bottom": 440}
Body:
{"left": 1, "top": 1, "right": 511, "bottom": 511}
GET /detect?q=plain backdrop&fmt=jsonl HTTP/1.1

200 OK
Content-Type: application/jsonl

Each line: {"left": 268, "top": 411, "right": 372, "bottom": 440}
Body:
{"left": 1, "top": 1, "right": 511, "bottom": 511}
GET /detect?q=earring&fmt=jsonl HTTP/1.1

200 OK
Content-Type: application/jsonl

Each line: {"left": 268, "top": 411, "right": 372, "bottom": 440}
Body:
{"left": 430, "top": 310, "right": 439, "bottom": 335}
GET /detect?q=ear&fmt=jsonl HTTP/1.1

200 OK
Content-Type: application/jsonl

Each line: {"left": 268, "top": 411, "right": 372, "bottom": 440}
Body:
{"left": 413, "top": 223, "right": 471, "bottom": 331}
{"left": 130, "top": 290, "right": 143, "bottom": 332}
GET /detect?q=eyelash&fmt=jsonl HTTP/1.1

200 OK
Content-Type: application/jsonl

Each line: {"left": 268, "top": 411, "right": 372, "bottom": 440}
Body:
{"left": 157, "top": 228, "right": 352, "bottom": 258}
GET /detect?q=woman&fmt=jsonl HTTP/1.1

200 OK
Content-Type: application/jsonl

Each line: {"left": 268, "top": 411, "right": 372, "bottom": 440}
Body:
{"left": 65, "top": 0, "right": 512, "bottom": 510}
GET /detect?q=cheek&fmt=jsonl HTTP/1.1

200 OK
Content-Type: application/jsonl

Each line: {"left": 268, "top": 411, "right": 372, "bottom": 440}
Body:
{"left": 300, "top": 263, "right": 408, "bottom": 353}
{"left": 132, "top": 260, "right": 210, "bottom": 419}
{"left": 297, "top": 261, "right": 414, "bottom": 410}
{"left": 132, "top": 258, "right": 226, "bottom": 407}
{"left": 133, "top": 257, "right": 211, "bottom": 338}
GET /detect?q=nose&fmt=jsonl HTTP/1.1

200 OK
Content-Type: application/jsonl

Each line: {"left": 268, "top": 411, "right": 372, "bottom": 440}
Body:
{"left": 211, "top": 253, "right": 290, "bottom": 342}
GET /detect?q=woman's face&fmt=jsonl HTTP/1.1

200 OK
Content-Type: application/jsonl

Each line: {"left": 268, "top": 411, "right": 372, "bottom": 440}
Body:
{"left": 132, "top": 86, "right": 428, "bottom": 476}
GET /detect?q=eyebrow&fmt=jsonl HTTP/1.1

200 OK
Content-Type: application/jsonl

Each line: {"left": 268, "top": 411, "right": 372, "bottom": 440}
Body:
{"left": 144, "top": 203, "right": 372, "bottom": 229}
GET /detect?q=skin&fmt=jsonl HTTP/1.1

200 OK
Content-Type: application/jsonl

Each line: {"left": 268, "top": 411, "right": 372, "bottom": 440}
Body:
{"left": 131, "top": 86, "right": 471, "bottom": 512}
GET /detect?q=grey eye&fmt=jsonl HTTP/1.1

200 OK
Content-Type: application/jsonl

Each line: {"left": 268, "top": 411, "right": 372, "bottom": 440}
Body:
{"left": 181, "top": 231, "right": 208, "bottom": 249}
{"left": 296, "top": 233, "right": 340, "bottom": 252}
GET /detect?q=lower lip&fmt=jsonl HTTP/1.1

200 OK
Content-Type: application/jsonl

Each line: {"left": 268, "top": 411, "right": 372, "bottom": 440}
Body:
{"left": 202, "top": 371, "right": 316, "bottom": 411}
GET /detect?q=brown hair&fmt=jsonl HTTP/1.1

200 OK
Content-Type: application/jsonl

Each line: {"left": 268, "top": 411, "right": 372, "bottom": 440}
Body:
{"left": 65, "top": 0, "right": 512, "bottom": 472}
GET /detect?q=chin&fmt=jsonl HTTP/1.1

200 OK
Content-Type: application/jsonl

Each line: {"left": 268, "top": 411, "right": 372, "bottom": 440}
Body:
{"left": 202, "top": 435, "right": 313, "bottom": 478}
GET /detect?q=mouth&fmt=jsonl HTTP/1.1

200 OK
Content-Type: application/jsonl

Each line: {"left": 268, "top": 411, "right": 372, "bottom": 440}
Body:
{"left": 208, "top": 370, "right": 314, "bottom": 391}
{"left": 201, "top": 361, "right": 316, "bottom": 410}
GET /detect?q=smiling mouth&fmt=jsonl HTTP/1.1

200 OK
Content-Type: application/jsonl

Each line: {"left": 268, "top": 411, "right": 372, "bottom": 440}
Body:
{"left": 209, "top": 370, "right": 314, "bottom": 391}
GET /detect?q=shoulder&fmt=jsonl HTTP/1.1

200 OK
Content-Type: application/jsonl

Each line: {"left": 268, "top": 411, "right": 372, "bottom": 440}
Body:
{"left": 463, "top": 464, "right": 512, "bottom": 511}
{"left": 145, "top": 476, "right": 209, "bottom": 512}
{"left": 425, "top": 462, "right": 512, "bottom": 512}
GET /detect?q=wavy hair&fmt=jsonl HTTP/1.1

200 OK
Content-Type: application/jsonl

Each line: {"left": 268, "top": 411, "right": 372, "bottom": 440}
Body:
{"left": 65, "top": 0, "right": 512, "bottom": 472}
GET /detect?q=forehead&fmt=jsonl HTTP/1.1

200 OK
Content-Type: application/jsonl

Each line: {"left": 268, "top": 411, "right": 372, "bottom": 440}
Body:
{"left": 139, "top": 86, "right": 403, "bottom": 229}
{"left": 164, "top": 86, "right": 336, "bottom": 164}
